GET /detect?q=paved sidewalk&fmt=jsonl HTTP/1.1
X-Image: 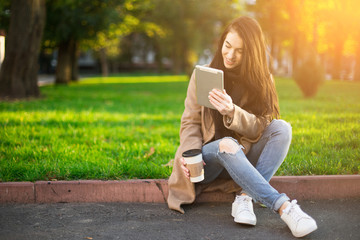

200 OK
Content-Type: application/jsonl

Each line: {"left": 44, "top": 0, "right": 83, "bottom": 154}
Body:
{"left": 1, "top": 198, "right": 359, "bottom": 240}
{"left": 37, "top": 74, "right": 92, "bottom": 86}
{"left": 38, "top": 74, "right": 55, "bottom": 86}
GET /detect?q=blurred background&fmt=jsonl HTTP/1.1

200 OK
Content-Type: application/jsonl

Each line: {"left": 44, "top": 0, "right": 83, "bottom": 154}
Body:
{"left": 0, "top": 0, "right": 359, "bottom": 96}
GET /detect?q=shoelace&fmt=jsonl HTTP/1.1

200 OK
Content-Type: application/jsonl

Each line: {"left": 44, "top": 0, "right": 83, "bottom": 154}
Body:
{"left": 236, "top": 196, "right": 251, "bottom": 212}
{"left": 283, "top": 200, "right": 309, "bottom": 222}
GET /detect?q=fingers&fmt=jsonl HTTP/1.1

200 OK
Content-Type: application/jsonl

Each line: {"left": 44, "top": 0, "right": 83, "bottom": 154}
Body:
{"left": 209, "top": 89, "right": 232, "bottom": 105}
{"left": 209, "top": 90, "right": 225, "bottom": 108}
{"left": 209, "top": 97, "right": 224, "bottom": 114}
{"left": 180, "top": 158, "right": 206, "bottom": 180}
{"left": 180, "top": 157, "right": 190, "bottom": 179}
{"left": 209, "top": 97, "right": 223, "bottom": 111}
{"left": 209, "top": 89, "right": 233, "bottom": 115}
{"left": 209, "top": 89, "right": 226, "bottom": 101}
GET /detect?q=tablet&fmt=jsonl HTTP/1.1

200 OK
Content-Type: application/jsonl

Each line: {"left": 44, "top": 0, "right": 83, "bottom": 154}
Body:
{"left": 195, "top": 65, "right": 224, "bottom": 109}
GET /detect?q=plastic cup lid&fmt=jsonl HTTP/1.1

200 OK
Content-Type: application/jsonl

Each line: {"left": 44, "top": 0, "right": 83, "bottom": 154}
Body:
{"left": 182, "top": 149, "right": 202, "bottom": 157}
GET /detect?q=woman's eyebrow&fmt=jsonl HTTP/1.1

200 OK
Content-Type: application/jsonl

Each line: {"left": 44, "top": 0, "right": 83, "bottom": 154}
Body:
{"left": 225, "top": 40, "right": 242, "bottom": 50}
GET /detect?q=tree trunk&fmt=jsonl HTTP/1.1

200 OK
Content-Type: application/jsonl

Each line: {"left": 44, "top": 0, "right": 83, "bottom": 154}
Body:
{"left": 332, "top": 38, "right": 344, "bottom": 80}
{"left": 172, "top": 43, "right": 182, "bottom": 74}
{"left": 354, "top": 42, "right": 360, "bottom": 82}
{"left": 71, "top": 40, "right": 79, "bottom": 82}
{"left": 268, "top": 6, "right": 276, "bottom": 74}
{"left": 270, "top": 36, "right": 277, "bottom": 74}
{"left": 0, "top": 0, "right": 46, "bottom": 99}
{"left": 172, "top": 38, "right": 189, "bottom": 75}
{"left": 55, "top": 38, "right": 76, "bottom": 84}
{"left": 153, "top": 38, "right": 164, "bottom": 73}
{"left": 292, "top": 33, "right": 299, "bottom": 75}
{"left": 276, "top": 47, "right": 283, "bottom": 71}
{"left": 286, "top": 0, "right": 301, "bottom": 78}
{"left": 181, "top": 42, "right": 190, "bottom": 75}
{"left": 99, "top": 47, "right": 109, "bottom": 77}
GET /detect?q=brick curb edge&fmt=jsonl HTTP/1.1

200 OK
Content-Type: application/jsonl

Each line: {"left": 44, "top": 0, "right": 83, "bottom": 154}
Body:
{"left": 1, "top": 175, "right": 359, "bottom": 204}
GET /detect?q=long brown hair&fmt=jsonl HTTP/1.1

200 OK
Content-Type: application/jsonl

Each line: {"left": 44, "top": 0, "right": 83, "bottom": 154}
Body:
{"left": 210, "top": 16, "right": 280, "bottom": 119}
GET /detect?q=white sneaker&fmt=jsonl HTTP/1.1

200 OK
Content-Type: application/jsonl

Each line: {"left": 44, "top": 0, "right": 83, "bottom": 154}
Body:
{"left": 231, "top": 195, "right": 257, "bottom": 225}
{"left": 281, "top": 200, "right": 318, "bottom": 238}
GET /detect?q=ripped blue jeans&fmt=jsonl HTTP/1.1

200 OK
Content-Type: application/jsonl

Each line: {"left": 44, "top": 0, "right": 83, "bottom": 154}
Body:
{"left": 199, "top": 119, "right": 292, "bottom": 212}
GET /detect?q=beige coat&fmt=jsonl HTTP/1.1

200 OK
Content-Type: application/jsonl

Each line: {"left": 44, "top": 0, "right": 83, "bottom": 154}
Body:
{"left": 167, "top": 70, "right": 271, "bottom": 213}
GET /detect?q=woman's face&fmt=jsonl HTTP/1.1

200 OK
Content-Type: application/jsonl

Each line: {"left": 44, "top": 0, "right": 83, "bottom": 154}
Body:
{"left": 221, "top": 30, "right": 244, "bottom": 69}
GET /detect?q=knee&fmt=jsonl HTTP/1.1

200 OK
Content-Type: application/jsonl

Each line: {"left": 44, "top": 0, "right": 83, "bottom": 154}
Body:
{"left": 219, "top": 138, "right": 240, "bottom": 154}
{"left": 272, "top": 119, "right": 292, "bottom": 143}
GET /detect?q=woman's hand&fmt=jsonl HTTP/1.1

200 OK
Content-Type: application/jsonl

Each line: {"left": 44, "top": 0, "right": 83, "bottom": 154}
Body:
{"left": 180, "top": 157, "right": 206, "bottom": 180}
{"left": 180, "top": 157, "right": 190, "bottom": 179}
{"left": 209, "top": 89, "right": 235, "bottom": 118}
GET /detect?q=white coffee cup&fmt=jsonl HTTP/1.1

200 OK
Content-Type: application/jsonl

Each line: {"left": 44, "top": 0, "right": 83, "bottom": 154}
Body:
{"left": 182, "top": 149, "right": 204, "bottom": 183}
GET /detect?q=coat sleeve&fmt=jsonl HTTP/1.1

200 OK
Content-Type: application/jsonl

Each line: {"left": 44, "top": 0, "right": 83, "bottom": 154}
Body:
{"left": 223, "top": 75, "right": 275, "bottom": 141}
{"left": 223, "top": 104, "right": 271, "bottom": 141}
{"left": 167, "top": 70, "right": 203, "bottom": 214}
{"left": 179, "top": 70, "right": 203, "bottom": 150}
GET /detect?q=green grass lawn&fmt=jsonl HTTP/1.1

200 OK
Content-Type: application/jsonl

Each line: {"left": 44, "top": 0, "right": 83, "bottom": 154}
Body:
{"left": 0, "top": 75, "right": 359, "bottom": 182}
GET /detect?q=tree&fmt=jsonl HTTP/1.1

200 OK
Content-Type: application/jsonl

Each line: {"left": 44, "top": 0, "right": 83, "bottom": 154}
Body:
{"left": 83, "top": 0, "right": 162, "bottom": 76}
{"left": 294, "top": 51, "right": 325, "bottom": 97}
{"left": 355, "top": 39, "right": 360, "bottom": 82}
{"left": 344, "top": 0, "right": 360, "bottom": 82}
{"left": 148, "top": 0, "right": 240, "bottom": 74}
{"left": 44, "top": 0, "right": 121, "bottom": 84}
{"left": 0, "top": 0, "right": 46, "bottom": 99}
{"left": 249, "top": 0, "right": 304, "bottom": 75}
{"left": 247, "top": 0, "right": 292, "bottom": 73}
{"left": 0, "top": 0, "right": 11, "bottom": 32}
{"left": 251, "top": 0, "right": 360, "bottom": 84}
{"left": 323, "top": 0, "right": 348, "bottom": 80}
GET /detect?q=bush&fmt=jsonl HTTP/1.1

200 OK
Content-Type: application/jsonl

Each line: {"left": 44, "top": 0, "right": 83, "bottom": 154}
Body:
{"left": 294, "top": 54, "right": 325, "bottom": 98}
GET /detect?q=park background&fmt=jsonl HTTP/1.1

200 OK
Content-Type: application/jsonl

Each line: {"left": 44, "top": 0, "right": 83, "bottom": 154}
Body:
{"left": 0, "top": 0, "right": 359, "bottom": 182}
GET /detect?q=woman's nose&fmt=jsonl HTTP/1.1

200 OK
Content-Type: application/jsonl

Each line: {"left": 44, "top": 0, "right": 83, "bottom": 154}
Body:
{"left": 227, "top": 49, "right": 235, "bottom": 59}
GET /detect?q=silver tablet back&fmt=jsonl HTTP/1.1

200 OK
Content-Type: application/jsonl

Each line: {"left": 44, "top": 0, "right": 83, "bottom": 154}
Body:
{"left": 195, "top": 65, "right": 224, "bottom": 109}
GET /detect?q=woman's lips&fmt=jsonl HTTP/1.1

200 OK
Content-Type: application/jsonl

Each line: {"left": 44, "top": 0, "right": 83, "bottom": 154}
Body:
{"left": 225, "top": 58, "right": 235, "bottom": 66}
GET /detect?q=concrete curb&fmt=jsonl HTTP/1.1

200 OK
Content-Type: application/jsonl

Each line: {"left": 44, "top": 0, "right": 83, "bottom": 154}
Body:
{"left": 1, "top": 175, "right": 359, "bottom": 204}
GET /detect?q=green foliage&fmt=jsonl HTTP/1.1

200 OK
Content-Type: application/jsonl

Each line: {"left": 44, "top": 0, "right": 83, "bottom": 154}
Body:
{"left": 43, "top": 0, "right": 121, "bottom": 47}
{"left": 0, "top": 76, "right": 359, "bottom": 181}
{"left": 83, "top": 0, "right": 163, "bottom": 56}
{"left": 0, "top": 0, "right": 11, "bottom": 33}
{"left": 145, "top": 0, "right": 242, "bottom": 73}
{"left": 40, "top": 0, "right": 243, "bottom": 74}
{"left": 294, "top": 54, "right": 325, "bottom": 97}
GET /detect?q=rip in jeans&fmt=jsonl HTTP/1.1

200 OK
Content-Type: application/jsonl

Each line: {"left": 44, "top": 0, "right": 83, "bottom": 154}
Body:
{"left": 218, "top": 137, "right": 244, "bottom": 155}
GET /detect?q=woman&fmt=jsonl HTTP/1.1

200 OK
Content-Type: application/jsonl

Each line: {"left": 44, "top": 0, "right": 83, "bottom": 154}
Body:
{"left": 167, "top": 16, "right": 317, "bottom": 238}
